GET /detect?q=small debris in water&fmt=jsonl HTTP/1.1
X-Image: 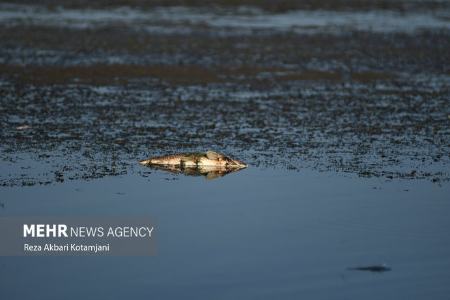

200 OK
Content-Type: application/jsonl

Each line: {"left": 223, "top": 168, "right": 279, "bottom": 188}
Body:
{"left": 348, "top": 264, "right": 391, "bottom": 272}
{"left": 16, "top": 125, "right": 31, "bottom": 130}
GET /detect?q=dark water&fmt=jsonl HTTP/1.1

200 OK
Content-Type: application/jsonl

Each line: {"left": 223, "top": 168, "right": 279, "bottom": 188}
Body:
{"left": 1, "top": 168, "right": 450, "bottom": 299}
{"left": 1, "top": 0, "right": 450, "bottom": 298}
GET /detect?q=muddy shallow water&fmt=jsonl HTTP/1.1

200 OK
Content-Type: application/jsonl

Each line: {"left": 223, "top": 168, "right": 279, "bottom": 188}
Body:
{"left": 0, "top": 0, "right": 450, "bottom": 299}
{"left": 1, "top": 2, "right": 449, "bottom": 186}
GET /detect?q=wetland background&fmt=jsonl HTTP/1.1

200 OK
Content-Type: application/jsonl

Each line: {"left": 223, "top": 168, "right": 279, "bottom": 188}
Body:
{"left": 0, "top": 0, "right": 450, "bottom": 299}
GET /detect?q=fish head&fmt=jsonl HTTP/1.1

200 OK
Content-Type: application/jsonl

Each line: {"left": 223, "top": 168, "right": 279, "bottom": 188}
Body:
{"left": 206, "top": 151, "right": 247, "bottom": 169}
{"left": 139, "top": 159, "right": 151, "bottom": 165}
{"left": 225, "top": 157, "right": 247, "bottom": 169}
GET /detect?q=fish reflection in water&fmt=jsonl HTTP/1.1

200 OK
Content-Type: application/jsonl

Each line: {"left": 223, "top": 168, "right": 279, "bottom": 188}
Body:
{"left": 145, "top": 164, "right": 245, "bottom": 180}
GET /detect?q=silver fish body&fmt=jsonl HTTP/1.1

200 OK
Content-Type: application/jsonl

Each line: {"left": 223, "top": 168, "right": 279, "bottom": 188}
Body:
{"left": 139, "top": 150, "right": 247, "bottom": 169}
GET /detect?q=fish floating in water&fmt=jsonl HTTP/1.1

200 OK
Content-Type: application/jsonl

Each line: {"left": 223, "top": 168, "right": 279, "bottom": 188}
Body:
{"left": 140, "top": 151, "right": 247, "bottom": 168}
{"left": 348, "top": 264, "right": 391, "bottom": 272}
{"left": 139, "top": 151, "right": 247, "bottom": 179}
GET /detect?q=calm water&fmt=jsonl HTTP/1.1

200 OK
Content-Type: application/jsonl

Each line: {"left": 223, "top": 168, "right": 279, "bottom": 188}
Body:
{"left": 1, "top": 1, "right": 450, "bottom": 298}
{"left": 1, "top": 168, "right": 449, "bottom": 300}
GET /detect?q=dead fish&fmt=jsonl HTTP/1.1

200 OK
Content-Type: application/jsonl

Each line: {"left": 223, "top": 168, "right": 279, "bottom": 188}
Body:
{"left": 139, "top": 150, "right": 247, "bottom": 169}
{"left": 348, "top": 264, "right": 391, "bottom": 272}
{"left": 139, "top": 151, "right": 247, "bottom": 180}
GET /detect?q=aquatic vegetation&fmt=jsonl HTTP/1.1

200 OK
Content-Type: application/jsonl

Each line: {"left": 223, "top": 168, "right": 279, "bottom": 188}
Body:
{"left": 0, "top": 3, "right": 449, "bottom": 186}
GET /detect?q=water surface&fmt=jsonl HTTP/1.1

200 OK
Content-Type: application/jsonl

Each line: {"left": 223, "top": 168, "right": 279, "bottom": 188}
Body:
{"left": 1, "top": 168, "right": 450, "bottom": 299}
{"left": 1, "top": 1, "right": 450, "bottom": 298}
